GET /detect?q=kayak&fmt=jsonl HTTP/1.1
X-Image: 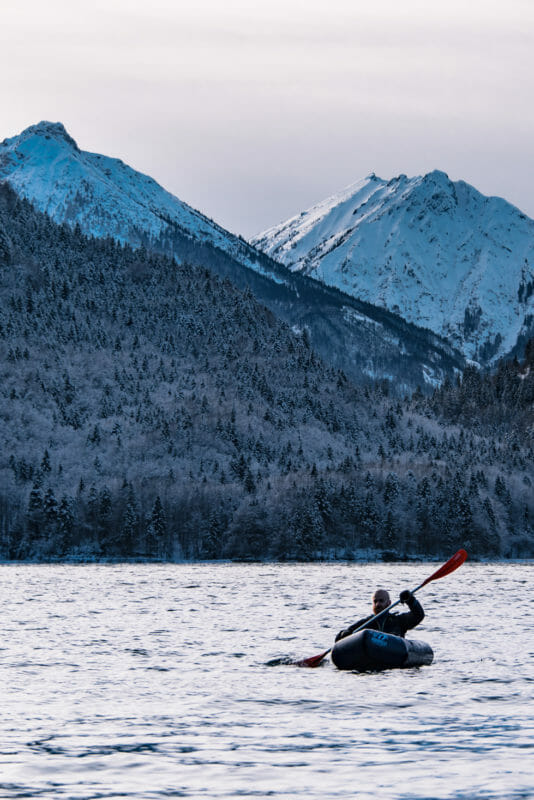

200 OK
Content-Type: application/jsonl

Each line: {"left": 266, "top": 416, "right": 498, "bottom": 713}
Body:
{"left": 331, "top": 628, "right": 433, "bottom": 671}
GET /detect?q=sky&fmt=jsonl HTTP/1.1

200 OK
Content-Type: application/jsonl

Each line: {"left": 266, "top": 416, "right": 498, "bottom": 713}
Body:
{"left": 1, "top": 0, "right": 534, "bottom": 237}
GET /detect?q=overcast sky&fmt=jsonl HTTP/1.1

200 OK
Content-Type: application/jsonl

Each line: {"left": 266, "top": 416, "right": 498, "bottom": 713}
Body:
{"left": 1, "top": 0, "right": 533, "bottom": 237}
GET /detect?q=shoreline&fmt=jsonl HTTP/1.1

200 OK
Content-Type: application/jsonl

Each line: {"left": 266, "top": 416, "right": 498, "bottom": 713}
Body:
{"left": 1, "top": 555, "right": 534, "bottom": 566}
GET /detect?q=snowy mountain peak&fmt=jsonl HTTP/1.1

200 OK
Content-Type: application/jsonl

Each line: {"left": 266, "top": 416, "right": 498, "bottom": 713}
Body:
{"left": 0, "top": 120, "right": 260, "bottom": 268}
{"left": 252, "top": 171, "right": 534, "bottom": 364}
{"left": 424, "top": 169, "right": 450, "bottom": 183}
{"left": 3, "top": 120, "right": 80, "bottom": 152}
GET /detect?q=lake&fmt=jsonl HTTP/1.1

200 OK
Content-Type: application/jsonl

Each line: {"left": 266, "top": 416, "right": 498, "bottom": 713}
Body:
{"left": 0, "top": 561, "right": 532, "bottom": 799}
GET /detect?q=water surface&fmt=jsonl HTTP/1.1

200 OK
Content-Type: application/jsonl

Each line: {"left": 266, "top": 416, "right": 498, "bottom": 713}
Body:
{"left": 0, "top": 562, "right": 532, "bottom": 798}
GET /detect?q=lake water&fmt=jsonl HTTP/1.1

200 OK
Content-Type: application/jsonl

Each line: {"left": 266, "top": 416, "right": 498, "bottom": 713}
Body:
{"left": 0, "top": 561, "right": 532, "bottom": 799}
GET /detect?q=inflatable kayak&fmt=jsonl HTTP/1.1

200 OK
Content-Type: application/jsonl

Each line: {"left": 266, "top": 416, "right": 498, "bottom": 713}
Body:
{"left": 331, "top": 628, "right": 433, "bottom": 671}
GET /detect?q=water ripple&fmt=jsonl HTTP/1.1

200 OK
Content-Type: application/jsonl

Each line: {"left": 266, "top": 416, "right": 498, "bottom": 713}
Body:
{"left": 0, "top": 562, "right": 532, "bottom": 799}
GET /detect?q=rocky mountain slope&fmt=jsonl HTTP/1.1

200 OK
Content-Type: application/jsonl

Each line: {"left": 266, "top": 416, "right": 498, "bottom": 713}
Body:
{"left": 253, "top": 172, "right": 534, "bottom": 365}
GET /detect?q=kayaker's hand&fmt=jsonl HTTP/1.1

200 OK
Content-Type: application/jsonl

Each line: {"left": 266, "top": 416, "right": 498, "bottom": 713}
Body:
{"left": 335, "top": 629, "right": 348, "bottom": 642}
{"left": 399, "top": 589, "right": 413, "bottom": 604}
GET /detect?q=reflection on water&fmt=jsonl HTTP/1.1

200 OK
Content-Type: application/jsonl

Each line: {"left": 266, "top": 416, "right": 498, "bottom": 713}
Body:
{"left": 0, "top": 562, "right": 533, "bottom": 799}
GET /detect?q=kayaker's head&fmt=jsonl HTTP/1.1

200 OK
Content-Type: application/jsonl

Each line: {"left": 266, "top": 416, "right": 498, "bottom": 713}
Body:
{"left": 372, "top": 589, "right": 391, "bottom": 615}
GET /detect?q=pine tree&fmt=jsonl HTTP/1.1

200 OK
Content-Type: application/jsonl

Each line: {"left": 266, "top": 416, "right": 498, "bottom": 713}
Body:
{"left": 380, "top": 510, "right": 396, "bottom": 551}
{"left": 294, "top": 502, "right": 325, "bottom": 560}
{"left": 383, "top": 472, "right": 400, "bottom": 504}
{"left": 27, "top": 483, "right": 44, "bottom": 539}
{"left": 483, "top": 496, "right": 496, "bottom": 527}
{"left": 44, "top": 487, "right": 58, "bottom": 524}
{"left": 120, "top": 489, "right": 139, "bottom": 555}
{"left": 97, "top": 487, "right": 113, "bottom": 549}
{"left": 202, "top": 510, "right": 226, "bottom": 558}
{"left": 57, "top": 496, "right": 74, "bottom": 553}
{"left": 41, "top": 449, "right": 52, "bottom": 474}
{"left": 146, "top": 496, "right": 167, "bottom": 558}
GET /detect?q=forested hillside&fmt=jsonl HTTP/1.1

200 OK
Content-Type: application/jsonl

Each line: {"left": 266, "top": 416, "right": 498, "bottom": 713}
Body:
{"left": 430, "top": 354, "right": 534, "bottom": 433}
{"left": 0, "top": 183, "right": 533, "bottom": 560}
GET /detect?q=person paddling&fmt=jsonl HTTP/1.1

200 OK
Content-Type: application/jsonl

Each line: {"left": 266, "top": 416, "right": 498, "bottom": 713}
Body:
{"left": 334, "top": 588, "right": 424, "bottom": 642}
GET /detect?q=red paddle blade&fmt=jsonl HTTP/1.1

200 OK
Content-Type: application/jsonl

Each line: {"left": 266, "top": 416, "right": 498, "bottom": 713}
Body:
{"left": 421, "top": 548, "right": 467, "bottom": 587}
{"left": 294, "top": 649, "right": 330, "bottom": 668}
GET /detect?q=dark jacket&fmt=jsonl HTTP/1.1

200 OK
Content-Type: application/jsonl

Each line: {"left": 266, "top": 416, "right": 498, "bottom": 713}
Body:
{"left": 335, "top": 595, "right": 424, "bottom": 641}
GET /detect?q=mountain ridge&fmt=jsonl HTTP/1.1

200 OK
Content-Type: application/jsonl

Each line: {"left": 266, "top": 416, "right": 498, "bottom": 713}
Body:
{"left": 252, "top": 170, "right": 534, "bottom": 365}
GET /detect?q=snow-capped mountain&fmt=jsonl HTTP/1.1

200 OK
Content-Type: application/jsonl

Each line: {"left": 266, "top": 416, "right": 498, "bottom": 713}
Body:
{"left": 252, "top": 172, "right": 534, "bottom": 364}
{"left": 0, "top": 120, "right": 259, "bottom": 268}
{"left": 0, "top": 121, "right": 466, "bottom": 389}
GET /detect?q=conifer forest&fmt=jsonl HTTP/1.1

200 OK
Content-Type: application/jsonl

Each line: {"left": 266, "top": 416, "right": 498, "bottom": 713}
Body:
{"left": 1, "top": 183, "right": 533, "bottom": 561}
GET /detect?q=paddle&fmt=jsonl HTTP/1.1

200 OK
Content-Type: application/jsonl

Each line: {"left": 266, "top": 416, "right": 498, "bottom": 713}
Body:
{"left": 294, "top": 548, "right": 468, "bottom": 667}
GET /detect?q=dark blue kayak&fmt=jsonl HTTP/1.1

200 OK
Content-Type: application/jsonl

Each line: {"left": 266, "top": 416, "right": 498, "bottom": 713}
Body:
{"left": 331, "top": 628, "right": 434, "bottom": 671}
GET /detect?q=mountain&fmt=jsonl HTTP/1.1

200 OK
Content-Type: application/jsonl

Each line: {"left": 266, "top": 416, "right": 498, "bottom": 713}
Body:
{"left": 0, "top": 122, "right": 465, "bottom": 391}
{"left": 0, "top": 183, "right": 532, "bottom": 560}
{"left": 252, "top": 171, "right": 534, "bottom": 365}
{"left": 0, "top": 120, "right": 260, "bottom": 268}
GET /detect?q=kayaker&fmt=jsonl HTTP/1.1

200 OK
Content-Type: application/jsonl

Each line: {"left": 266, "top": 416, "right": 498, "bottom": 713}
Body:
{"left": 334, "top": 588, "right": 424, "bottom": 641}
